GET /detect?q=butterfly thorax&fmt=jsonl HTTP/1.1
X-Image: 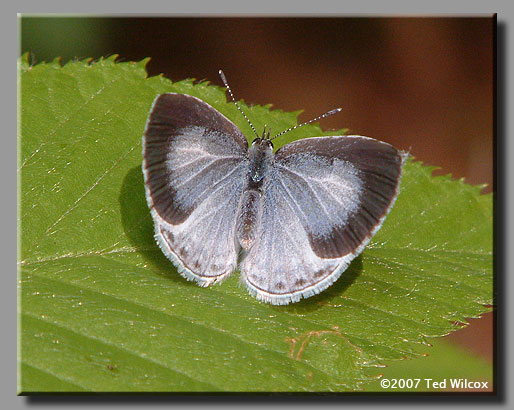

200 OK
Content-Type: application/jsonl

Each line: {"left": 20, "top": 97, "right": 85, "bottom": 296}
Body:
{"left": 248, "top": 138, "right": 274, "bottom": 185}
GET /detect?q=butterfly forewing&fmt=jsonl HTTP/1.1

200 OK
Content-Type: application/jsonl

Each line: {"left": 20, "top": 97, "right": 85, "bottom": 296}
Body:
{"left": 240, "top": 135, "right": 405, "bottom": 304}
{"left": 143, "top": 94, "right": 248, "bottom": 285}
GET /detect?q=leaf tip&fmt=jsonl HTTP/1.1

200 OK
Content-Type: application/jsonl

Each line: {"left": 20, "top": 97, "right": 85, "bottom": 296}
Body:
{"left": 104, "top": 54, "right": 120, "bottom": 63}
{"left": 138, "top": 57, "right": 152, "bottom": 69}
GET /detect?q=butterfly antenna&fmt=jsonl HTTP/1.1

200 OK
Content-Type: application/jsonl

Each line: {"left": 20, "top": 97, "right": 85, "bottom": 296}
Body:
{"left": 270, "top": 108, "right": 342, "bottom": 141}
{"left": 219, "top": 70, "right": 259, "bottom": 138}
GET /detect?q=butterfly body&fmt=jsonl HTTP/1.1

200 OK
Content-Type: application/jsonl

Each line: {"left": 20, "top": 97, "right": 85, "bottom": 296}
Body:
{"left": 143, "top": 92, "right": 405, "bottom": 305}
{"left": 237, "top": 138, "right": 274, "bottom": 250}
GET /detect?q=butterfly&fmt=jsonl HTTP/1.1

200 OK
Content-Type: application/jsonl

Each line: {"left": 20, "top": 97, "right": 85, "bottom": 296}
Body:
{"left": 142, "top": 71, "right": 406, "bottom": 305}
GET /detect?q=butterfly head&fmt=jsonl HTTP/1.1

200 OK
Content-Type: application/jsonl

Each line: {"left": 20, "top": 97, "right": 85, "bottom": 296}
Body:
{"left": 251, "top": 136, "right": 274, "bottom": 151}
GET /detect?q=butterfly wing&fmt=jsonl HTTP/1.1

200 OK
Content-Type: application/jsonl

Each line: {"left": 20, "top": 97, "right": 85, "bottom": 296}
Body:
{"left": 143, "top": 93, "right": 249, "bottom": 286}
{"left": 240, "top": 135, "right": 406, "bottom": 304}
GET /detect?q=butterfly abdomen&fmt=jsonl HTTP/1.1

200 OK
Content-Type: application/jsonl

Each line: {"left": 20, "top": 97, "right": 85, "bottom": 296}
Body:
{"left": 236, "top": 189, "right": 262, "bottom": 251}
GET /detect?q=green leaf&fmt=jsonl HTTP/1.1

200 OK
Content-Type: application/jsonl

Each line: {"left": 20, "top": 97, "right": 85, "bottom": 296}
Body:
{"left": 18, "top": 55, "right": 493, "bottom": 392}
{"left": 365, "top": 338, "right": 493, "bottom": 392}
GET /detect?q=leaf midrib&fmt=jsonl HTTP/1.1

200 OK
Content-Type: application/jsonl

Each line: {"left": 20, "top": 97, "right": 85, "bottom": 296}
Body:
{"left": 19, "top": 240, "right": 491, "bottom": 267}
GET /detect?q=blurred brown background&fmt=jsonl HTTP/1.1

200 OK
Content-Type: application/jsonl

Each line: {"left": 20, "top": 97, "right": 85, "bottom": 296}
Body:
{"left": 20, "top": 16, "right": 494, "bottom": 364}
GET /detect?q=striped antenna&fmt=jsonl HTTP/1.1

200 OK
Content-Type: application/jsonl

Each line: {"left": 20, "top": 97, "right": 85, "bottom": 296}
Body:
{"left": 219, "top": 70, "right": 259, "bottom": 138}
{"left": 270, "top": 108, "right": 342, "bottom": 141}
